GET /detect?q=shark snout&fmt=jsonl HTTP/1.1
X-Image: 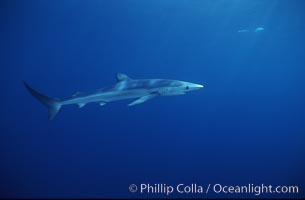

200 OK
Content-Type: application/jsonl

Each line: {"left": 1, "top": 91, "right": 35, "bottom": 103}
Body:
{"left": 193, "top": 83, "right": 204, "bottom": 89}
{"left": 187, "top": 83, "right": 204, "bottom": 91}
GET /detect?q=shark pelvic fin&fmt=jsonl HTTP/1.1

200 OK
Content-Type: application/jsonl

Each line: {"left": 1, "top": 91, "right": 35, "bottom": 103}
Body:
{"left": 128, "top": 93, "right": 158, "bottom": 106}
{"left": 77, "top": 103, "right": 86, "bottom": 108}
{"left": 116, "top": 73, "right": 131, "bottom": 82}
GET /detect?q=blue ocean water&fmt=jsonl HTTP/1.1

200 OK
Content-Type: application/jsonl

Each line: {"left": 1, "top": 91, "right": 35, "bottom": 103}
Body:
{"left": 1, "top": 0, "right": 305, "bottom": 198}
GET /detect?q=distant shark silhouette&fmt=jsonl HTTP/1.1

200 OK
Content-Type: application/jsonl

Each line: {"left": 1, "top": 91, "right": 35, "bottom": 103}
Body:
{"left": 24, "top": 73, "right": 204, "bottom": 120}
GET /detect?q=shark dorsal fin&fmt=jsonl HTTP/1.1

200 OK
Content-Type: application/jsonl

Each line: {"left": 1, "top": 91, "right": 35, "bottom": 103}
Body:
{"left": 116, "top": 73, "right": 131, "bottom": 82}
{"left": 72, "top": 91, "right": 82, "bottom": 97}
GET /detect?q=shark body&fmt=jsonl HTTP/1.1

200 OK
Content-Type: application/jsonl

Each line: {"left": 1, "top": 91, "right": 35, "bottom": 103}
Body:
{"left": 24, "top": 73, "right": 204, "bottom": 120}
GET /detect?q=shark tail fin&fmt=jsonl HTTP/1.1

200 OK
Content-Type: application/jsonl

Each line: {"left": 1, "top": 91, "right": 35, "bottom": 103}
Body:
{"left": 23, "top": 81, "right": 62, "bottom": 120}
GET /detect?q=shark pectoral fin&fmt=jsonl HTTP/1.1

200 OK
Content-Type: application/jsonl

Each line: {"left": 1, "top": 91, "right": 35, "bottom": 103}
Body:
{"left": 128, "top": 94, "right": 158, "bottom": 106}
{"left": 77, "top": 103, "right": 86, "bottom": 108}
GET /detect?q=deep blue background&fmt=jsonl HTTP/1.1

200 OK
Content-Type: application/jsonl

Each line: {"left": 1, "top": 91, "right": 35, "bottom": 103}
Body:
{"left": 0, "top": 0, "right": 305, "bottom": 198}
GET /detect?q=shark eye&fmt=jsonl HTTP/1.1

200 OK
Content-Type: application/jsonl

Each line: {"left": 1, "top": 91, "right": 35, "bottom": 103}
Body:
{"left": 186, "top": 86, "right": 189, "bottom": 90}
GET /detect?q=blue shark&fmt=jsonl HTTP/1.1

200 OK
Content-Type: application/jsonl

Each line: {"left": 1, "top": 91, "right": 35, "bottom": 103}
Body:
{"left": 24, "top": 73, "right": 204, "bottom": 120}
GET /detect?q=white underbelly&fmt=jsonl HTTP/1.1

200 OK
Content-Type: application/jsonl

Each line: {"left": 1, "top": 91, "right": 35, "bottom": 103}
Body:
{"left": 62, "top": 89, "right": 152, "bottom": 105}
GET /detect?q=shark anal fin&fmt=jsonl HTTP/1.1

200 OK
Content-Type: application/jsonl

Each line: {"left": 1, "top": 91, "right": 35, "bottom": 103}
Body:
{"left": 128, "top": 93, "right": 158, "bottom": 106}
{"left": 78, "top": 103, "right": 86, "bottom": 108}
{"left": 99, "top": 102, "right": 106, "bottom": 106}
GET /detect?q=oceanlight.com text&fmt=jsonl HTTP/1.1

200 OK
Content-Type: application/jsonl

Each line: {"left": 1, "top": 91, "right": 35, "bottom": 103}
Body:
{"left": 129, "top": 183, "right": 299, "bottom": 196}
{"left": 212, "top": 183, "right": 299, "bottom": 196}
